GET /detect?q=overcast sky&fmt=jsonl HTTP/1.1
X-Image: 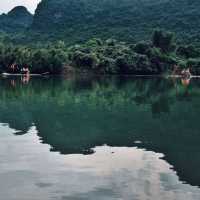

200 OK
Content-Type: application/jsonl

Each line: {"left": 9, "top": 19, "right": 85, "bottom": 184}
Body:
{"left": 0, "top": 0, "right": 41, "bottom": 14}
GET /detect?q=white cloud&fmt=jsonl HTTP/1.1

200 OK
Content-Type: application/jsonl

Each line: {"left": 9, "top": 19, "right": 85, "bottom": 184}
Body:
{"left": 0, "top": 0, "right": 41, "bottom": 14}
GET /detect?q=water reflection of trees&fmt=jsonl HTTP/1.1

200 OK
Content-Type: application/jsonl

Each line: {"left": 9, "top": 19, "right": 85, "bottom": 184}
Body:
{"left": 0, "top": 77, "right": 200, "bottom": 186}
{"left": 0, "top": 76, "right": 199, "bottom": 127}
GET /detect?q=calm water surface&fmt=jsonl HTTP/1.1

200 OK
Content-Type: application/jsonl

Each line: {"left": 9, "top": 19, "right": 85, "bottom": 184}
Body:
{"left": 0, "top": 76, "right": 200, "bottom": 200}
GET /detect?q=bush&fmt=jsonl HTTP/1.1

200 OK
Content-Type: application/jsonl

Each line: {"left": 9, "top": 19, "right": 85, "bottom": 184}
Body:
{"left": 152, "top": 30, "right": 176, "bottom": 53}
{"left": 176, "top": 45, "right": 199, "bottom": 59}
{"left": 134, "top": 41, "right": 151, "bottom": 55}
{"left": 187, "top": 58, "right": 200, "bottom": 75}
{"left": 71, "top": 51, "right": 99, "bottom": 70}
{"left": 98, "top": 56, "right": 116, "bottom": 74}
{"left": 0, "top": 43, "right": 68, "bottom": 74}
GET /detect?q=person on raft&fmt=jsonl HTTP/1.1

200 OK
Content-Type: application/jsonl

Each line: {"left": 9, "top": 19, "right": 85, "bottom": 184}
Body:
{"left": 172, "top": 65, "right": 191, "bottom": 78}
{"left": 9, "top": 63, "right": 30, "bottom": 75}
{"left": 21, "top": 65, "right": 30, "bottom": 75}
{"left": 181, "top": 68, "right": 191, "bottom": 79}
{"left": 9, "top": 63, "right": 19, "bottom": 73}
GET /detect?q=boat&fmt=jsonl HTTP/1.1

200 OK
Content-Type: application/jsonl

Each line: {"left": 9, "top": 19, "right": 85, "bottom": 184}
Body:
{"left": 1, "top": 72, "right": 50, "bottom": 77}
{"left": 166, "top": 66, "right": 194, "bottom": 79}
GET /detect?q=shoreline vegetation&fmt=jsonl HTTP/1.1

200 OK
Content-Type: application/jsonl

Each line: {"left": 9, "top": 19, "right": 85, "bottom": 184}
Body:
{"left": 0, "top": 30, "right": 200, "bottom": 76}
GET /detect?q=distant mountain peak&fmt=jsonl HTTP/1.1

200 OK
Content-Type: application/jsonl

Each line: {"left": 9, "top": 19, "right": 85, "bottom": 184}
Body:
{"left": 0, "top": 6, "right": 33, "bottom": 33}
{"left": 8, "top": 6, "right": 32, "bottom": 18}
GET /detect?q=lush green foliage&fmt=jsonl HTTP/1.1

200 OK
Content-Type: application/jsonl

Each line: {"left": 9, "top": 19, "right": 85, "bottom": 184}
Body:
{"left": 27, "top": 0, "right": 200, "bottom": 45}
{"left": 0, "top": 43, "right": 68, "bottom": 74}
{"left": 0, "top": 30, "right": 200, "bottom": 75}
{"left": 68, "top": 31, "right": 200, "bottom": 75}
{"left": 0, "top": 1, "right": 200, "bottom": 47}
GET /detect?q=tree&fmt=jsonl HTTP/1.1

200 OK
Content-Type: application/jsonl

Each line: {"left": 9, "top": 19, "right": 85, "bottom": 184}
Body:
{"left": 176, "top": 45, "right": 199, "bottom": 59}
{"left": 152, "top": 30, "right": 176, "bottom": 53}
{"left": 134, "top": 41, "right": 150, "bottom": 55}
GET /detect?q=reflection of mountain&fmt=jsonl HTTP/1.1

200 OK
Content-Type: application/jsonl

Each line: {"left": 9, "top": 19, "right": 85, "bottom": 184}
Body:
{"left": 0, "top": 76, "right": 200, "bottom": 187}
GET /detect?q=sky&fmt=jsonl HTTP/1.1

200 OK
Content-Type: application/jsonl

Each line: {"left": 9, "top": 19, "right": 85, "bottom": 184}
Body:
{"left": 0, "top": 0, "right": 41, "bottom": 14}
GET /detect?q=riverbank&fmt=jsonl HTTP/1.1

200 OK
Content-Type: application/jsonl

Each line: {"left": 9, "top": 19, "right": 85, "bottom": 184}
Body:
{"left": 0, "top": 30, "right": 200, "bottom": 76}
{"left": 68, "top": 30, "right": 200, "bottom": 76}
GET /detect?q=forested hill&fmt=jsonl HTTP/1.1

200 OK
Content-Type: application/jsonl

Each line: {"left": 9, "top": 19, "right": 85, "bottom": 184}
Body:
{"left": 29, "top": 0, "right": 200, "bottom": 44}
{"left": 0, "top": 6, "right": 33, "bottom": 33}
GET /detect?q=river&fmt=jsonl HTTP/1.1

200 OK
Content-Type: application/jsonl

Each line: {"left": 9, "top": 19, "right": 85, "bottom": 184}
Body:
{"left": 0, "top": 76, "right": 200, "bottom": 200}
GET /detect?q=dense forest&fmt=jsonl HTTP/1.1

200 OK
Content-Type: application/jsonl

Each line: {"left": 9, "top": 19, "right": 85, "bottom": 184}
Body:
{"left": 0, "top": 0, "right": 200, "bottom": 45}
{"left": 29, "top": 0, "right": 200, "bottom": 45}
{"left": 0, "top": 30, "right": 200, "bottom": 75}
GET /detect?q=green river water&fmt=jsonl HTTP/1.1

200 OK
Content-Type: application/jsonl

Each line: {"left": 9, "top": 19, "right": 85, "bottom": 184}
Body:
{"left": 0, "top": 76, "right": 200, "bottom": 200}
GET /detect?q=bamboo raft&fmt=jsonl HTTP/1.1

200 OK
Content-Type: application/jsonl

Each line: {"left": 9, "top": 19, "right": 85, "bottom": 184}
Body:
{"left": 1, "top": 72, "right": 50, "bottom": 77}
